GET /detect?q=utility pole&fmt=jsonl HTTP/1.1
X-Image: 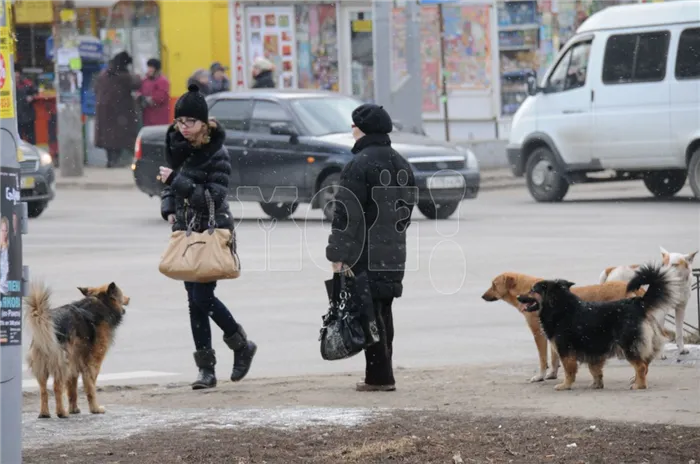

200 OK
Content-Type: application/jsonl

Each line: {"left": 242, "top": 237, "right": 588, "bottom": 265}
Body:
{"left": 437, "top": 3, "right": 450, "bottom": 141}
{"left": 55, "top": 0, "right": 84, "bottom": 176}
{"left": 0, "top": 0, "right": 27, "bottom": 461}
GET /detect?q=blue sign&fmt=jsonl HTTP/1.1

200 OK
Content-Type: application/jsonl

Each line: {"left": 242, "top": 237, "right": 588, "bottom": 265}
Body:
{"left": 45, "top": 36, "right": 105, "bottom": 62}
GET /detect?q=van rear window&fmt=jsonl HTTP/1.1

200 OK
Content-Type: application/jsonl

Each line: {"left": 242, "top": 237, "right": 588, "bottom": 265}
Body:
{"left": 602, "top": 31, "right": 670, "bottom": 84}
{"left": 676, "top": 28, "right": 700, "bottom": 80}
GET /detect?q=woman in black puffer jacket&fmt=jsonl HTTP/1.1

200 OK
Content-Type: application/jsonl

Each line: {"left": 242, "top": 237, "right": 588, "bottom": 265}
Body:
{"left": 160, "top": 84, "right": 256, "bottom": 390}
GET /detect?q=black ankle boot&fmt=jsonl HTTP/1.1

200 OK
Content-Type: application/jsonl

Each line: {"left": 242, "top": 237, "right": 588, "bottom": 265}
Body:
{"left": 192, "top": 349, "right": 217, "bottom": 390}
{"left": 223, "top": 327, "right": 257, "bottom": 382}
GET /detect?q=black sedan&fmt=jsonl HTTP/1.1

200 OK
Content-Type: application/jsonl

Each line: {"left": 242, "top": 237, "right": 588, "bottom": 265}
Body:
{"left": 19, "top": 140, "right": 56, "bottom": 218}
{"left": 132, "top": 90, "right": 480, "bottom": 220}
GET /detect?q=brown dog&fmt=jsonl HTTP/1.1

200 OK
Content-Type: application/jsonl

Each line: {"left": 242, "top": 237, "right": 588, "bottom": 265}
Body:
{"left": 481, "top": 272, "right": 644, "bottom": 383}
{"left": 25, "top": 281, "right": 129, "bottom": 418}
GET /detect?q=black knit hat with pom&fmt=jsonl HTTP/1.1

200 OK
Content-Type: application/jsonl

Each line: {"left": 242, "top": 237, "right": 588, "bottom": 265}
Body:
{"left": 174, "top": 84, "right": 208, "bottom": 123}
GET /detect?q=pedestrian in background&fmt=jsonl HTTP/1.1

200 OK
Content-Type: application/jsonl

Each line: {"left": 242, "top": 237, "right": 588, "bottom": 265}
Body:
{"left": 15, "top": 64, "right": 38, "bottom": 145}
{"left": 139, "top": 58, "right": 171, "bottom": 127}
{"left": 159, "top": 84, "right": 257, "bottom": 390}
{"left": 326, "top": 104, "right": 415, "bottom": 392}
{"left": 209, "top": 62, "right": 230, "bottom": 94}
{"left": 187, "top": 69, "right": 211, "bottom": 96}
{"left": 251, "top": 56, "right": 275, "bottom": 88}
{"left": 94, "top": 51, "right": 142, "bottom": 168}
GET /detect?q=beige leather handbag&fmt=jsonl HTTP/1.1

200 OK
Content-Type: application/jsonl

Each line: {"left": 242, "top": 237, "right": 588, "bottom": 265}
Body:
{"left": 159, "top": 190, "right": 241, "bottom": 282}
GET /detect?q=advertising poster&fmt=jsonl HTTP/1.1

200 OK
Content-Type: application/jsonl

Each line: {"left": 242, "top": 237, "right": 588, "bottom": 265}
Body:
{"left": 0, "top": 168, "right": 22, "bottom": 346}
{"left": 442, "top": 5, "right": 493, "bottom": 90}
{"left": 391, "top": 7, "right": 408, "bottom": 85}
{"left": 295, "top": 4, "right": 338, "bottom": 91}
{"left": 246, "top": 6, "right": 296, "bottom": 89}
{"left": 420, "top": 6, "right": 441, "bottom": 112}
{"left": 0, "top": 48, "right": 13, "bottom": 119}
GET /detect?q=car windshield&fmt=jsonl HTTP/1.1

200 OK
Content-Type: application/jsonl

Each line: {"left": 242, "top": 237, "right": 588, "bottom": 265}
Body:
{"left": 290, "top": 96, "right": 373, "bottom": 136}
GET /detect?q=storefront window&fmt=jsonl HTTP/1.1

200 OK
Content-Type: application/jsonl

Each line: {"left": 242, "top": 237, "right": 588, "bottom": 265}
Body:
{"left": 295, "top": 4, "right": 339, "bottom": 91}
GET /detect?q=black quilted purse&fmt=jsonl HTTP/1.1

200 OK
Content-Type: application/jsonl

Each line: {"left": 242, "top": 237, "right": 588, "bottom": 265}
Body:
{"left": 319, "top": 272, "right": 379, "bottom": 361}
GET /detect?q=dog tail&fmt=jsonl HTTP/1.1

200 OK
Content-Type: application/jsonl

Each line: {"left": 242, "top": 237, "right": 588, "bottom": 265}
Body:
{"left": 627, "top": 263, "right": 683, "bottom": 314}
{"left": 24, "top": 282, "right": 60, "bottom": 362}
{"left": 598, "top": 267, "right": 612, "bottom": 284}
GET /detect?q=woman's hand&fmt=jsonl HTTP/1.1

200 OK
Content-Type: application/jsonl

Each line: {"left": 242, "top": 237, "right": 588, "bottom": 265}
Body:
{"left": 168, "top": 214, "right": 175, "bottom": 225}
{"left": 159, "top": 166, "right": 173, "bottom": 183}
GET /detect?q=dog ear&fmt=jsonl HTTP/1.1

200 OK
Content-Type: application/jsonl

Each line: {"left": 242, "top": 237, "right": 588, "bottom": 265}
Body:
{"left": 660, "top": 246, "right": 670, "bottom": 264}
{"left": 77, "top": 287, "right": 89, "bottom": 296}
{"left": 504, "top": 275, "right": 516, "bottom": 289}
{"left": 107, "top": 282, "right": 117, "bottom": 296}
{"left": 686, "top": 251, "right": 698, "bottom": 264}
{"left": 559, "top": 280, "right": 575, "bottom": 289}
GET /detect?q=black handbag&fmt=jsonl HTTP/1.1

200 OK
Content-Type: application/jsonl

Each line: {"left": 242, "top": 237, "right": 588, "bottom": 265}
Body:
{"left": 319, "top": 272, "right": 379, "bottom": 361}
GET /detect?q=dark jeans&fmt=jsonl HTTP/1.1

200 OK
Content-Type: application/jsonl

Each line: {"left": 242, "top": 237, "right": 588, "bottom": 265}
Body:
{"left": 106, "top": 149, "right": 132, "bottom": 168}
{"left": 185, "top": 281, "right": 239, "bottom": 351}
{"left": 18, "top": 121, "right": 36, "bottom": 145}
{"left": 364, "top": 298, "right": 395, "bottom": 385}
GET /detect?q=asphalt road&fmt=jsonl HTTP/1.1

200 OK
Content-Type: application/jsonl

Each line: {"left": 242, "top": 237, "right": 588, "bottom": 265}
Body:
{"left": 20, "top": 181, "right": 698, "bottom": 389}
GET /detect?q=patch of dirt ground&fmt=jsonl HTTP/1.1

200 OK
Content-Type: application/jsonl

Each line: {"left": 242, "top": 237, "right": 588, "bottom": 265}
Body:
{"left": 23, "top": 411, "right": 700, "bottom": 464}
{"left": 21, "top": 362, "right": 700, "bottom": 463}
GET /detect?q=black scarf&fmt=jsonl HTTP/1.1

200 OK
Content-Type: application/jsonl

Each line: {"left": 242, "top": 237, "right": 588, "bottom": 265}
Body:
{"left": 351, "top": 133, "right": 391, "bottom": 154}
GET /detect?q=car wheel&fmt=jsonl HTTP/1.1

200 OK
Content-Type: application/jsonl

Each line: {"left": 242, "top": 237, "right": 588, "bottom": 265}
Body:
{"left": 319, "top": 172, "right": 341, "bottom": 222}
{"left": 525, "top": 147, "right": 570, "bottom": 202}
{"left": 418, "top": 201, "right": 460, "bottom": 220}
{"left": 260, "top": 202, "right": 299, "bottom": 220}
{"left": 27, "top": 201, "right": 47, "bottom": 218}
{"left": 643, "top": 169, "right": 687, "bottom": 198}
{"left": 688, "top": 149, "right": 700, "bottom": 200}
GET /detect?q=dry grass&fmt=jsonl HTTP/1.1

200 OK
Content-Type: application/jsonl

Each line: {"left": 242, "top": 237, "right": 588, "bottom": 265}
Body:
{"left": 325, "top": 436, "right": 420, "bottom": 461}
{"left": 664, "top": 329, "right": 700, "bottom": 344}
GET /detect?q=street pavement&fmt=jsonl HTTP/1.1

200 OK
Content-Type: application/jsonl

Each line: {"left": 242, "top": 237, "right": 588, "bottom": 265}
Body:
{"left": 20, "top": 179, "right": 698, "bottom": 389}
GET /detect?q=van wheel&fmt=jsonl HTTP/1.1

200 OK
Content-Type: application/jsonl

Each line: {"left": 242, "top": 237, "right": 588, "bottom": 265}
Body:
{"left": 525, "top": 147, "right": 569, "bottom": 202}
{"left": 27, "top": 201, "right": 47, "bottom": 218}
{"left": 260, "top": 202, "right": 298, "bottom": 220}
{"left": 688, "top": 149, "right": 700, "bottom": 199}
{"left": 643, "top": 170, "right": 687, "bottom": 198}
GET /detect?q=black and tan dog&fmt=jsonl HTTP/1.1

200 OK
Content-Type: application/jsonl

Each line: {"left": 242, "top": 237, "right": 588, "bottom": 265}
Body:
{"left": 25, "top": 281, "right": 129, "bottom": 418}
{"left": 517, "top": 263, "right": 680, "bottom": 391}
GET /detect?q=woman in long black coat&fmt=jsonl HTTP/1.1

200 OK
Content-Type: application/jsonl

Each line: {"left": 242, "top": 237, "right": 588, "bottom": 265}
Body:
{"left": 159, "top": 84, "right": 257, "bottom": 390}
{"left": 94, "top": 51, "right": 142, "bottom": 167}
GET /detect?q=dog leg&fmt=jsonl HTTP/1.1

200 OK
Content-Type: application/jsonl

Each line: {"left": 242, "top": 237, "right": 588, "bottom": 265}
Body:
{"left": 546, "top": 344, "right": 560, "bottom": 380}
{"left": 526, "top": 314, "right": 548, "bottom": 382}
{"left": 675, "top": 304, "right": 688, "bottom": 355}
{"left": 67, "top": 376, "right": 81, "bottom": 414}
{"left": 53, "top": 376, "right": 68, "bottom": 418}
{"left": 587, "top": 361, "right": 605, "bottom": 389}
{"left": 630, "top": 360, "right": 649, "bottom": 390}
{"left": 37, "top": 370, "right": 51, "bottom": 419}
{"left": 554, "top": 356, "right": 578, "bottom": 391}
{"left": 82, "top": 367, "right": 105, "bottom": 414}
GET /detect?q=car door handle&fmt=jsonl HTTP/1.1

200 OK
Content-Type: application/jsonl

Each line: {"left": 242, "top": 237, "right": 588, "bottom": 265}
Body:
{"left": 561, "top": 110, "right": 584, "bottom": 114}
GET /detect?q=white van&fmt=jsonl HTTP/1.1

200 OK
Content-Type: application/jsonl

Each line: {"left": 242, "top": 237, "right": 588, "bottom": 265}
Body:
{"left": 507, "top": 1, "right": 700, "bottom": 202}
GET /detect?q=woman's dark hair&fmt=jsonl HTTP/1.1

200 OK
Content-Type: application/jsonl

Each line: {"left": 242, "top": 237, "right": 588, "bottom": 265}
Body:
{"left": 111, "top": 51, "right": 133, "bottom": 73}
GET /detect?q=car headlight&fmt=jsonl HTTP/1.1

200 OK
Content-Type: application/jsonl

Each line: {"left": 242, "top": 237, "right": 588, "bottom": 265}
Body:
{"left": 37, "top": 147, "right": 53, "bottom": 167}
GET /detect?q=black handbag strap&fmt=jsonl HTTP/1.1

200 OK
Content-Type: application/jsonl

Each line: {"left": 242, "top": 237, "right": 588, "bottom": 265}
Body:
{"left": 187, "top": 189, "right": 217, "bottom": 234}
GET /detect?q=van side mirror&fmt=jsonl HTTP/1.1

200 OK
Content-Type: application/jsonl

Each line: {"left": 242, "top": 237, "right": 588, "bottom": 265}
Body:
{"left": 527, "top": 75, "right": 539, "bottom": 96}
{"left": 270, "top": 122, "right": 298, "bottom": 138}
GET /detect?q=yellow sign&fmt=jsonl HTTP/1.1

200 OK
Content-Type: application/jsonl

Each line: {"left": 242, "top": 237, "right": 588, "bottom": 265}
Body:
{"left": 351, "top": 20, "right": 372, "bottom": 33}
{"left": 0, "top": 49, "right": 15, "bottom": 119}
{"left": 13, "top": 1, "right": 54, "bottom": 25}
{"left": 0, "top": 0, "right": 11, "bottom": 55}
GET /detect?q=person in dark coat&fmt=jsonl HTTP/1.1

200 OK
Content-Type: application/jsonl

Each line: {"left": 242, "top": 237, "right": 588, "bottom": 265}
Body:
{"left": 187, "top": 69, "right": 211, "bottom": 96}
{"left": 208, "top": 62, "right": 230, "bottom": 94}
{"left": 14, "top": 65, "right": 38, "bottom": 144}
{"left": 159, "top": 83, "right": 257, "bottom": 390}
{"left": 94, "top": 51, "right": 142, "bottom": 167}
{"left": 326, "top": 104, "right": 416, "bottom": 392}
{"left": 251, "top": 56, "right": 275, "bottom": 88}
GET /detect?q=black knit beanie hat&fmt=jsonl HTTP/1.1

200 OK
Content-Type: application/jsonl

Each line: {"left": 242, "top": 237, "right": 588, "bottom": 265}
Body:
{"left": 174, "top": 84, "right": 209, "bottom": 123}
{"left": 352, "top": 103, "right": 393, "bottom": 135}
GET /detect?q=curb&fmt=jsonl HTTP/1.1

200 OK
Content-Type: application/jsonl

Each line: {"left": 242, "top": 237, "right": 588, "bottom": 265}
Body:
{"left": 56, "top": 176, "right": 525, "bottom": 193}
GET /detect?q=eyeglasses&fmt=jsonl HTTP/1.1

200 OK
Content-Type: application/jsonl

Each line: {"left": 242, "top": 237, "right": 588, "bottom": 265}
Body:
{"left": 175, "top": 117, "right": 198, "bottom": 128}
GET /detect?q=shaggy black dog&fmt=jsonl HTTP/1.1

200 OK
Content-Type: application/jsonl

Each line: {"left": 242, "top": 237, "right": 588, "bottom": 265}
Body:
{"left": 517, "top": 263, "right": 681, "bottom": 391}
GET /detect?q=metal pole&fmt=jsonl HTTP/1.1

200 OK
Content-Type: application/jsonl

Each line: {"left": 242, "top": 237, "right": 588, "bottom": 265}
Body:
{"left": 438, "top": 4, "right": 450, "bottom": 141}
{"left": 372, "top": 0, "right": 392, "bottom": 106}
{"left": 0, "top": 0, "right": 26, "bottom": 461}
{"left": 56, "top": 0, "right": 84, "bottom": 177}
